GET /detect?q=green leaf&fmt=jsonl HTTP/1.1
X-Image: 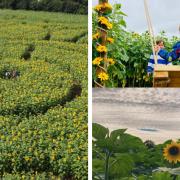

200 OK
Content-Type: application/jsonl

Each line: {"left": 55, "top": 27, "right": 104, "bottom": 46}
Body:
{"left": 116, "top": 11, "right": 127, "bottom": 17}
{"left": 120, "top": 177, "right": 136, "bottom": 180}
{"left": 93, "top": 123, "right": 109, "bottom": 140}
{"left": 119, "top": 19, "right": 127, "bottom": 27}
{"left": 117, "top": 133, "right": 146, "bottom": 153}
{"left": 109, "top": 154, "right": 134, "bottom": 178}
{"left": 95, "top": 138, "right": 118, "bottom": 153}
{"left": 137, "top": 175, "right": 150, "bottom": 180}
{"left": 152, "top": 172, "right": 172, "bottom": 180}
{"left": 93, "top": 159, "right": 104, "bottom": 174}
{"left": 110, "top": 129, "right": 126, "bottom": 142}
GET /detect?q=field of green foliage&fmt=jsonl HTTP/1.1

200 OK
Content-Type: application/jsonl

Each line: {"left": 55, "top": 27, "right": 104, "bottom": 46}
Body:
{"left": 93, "top": 123, "right": 180, "bottom": 180}
{"left": 0, "top": 9, "right": 88, "bottom": 179}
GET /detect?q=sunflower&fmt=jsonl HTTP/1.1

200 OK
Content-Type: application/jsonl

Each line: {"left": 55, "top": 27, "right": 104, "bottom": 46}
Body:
{"left": 96, "top": 45, "right": 107, "bottom": 53}
{"left": 92, "top": 57, "right": 103, "bottom": 66}
{"left": 94, "top": 2, "right": 112, "bottom": 12}
{"left": 107, "top": 37, "right": 114, "bottom": 43}
{"left": 163, "top": 141, "right": 180, "bottom": 164}
{"left": 104, "top": 2, "right": 113, "bottom": 10}
{"left": 95, "top": 4, "right": 103, "bottom": 11}
{"left": 107, "top": 58, "right": 115, "bottom": 65}
{"left": 98, "top": 17, "right": 113, "bottom": 30}
{"left": 98, "top": 72, "right": 109, "bottom": 81}
{"left": 106, "top": 21, "right": 113, "bottom": 30}
{"left": 92, "top": 33, "right": 100, "bottom": 40}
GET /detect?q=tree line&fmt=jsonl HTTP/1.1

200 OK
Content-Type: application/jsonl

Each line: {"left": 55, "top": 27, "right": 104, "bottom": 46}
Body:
{"left": 0, "top": 0, "right": 88, "bottom": 14}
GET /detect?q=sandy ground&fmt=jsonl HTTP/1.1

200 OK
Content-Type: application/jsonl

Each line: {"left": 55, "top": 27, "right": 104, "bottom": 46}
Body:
{"left": 93, "top": 88, "right": 180, "bottom": 144}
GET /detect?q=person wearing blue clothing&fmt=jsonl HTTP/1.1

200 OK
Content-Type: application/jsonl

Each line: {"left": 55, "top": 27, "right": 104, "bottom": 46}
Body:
{"left": 156, "top": 41, "right": 180, "bottom": 62}
{"left": 147, "top": 40, "right": 172, "bottom": 75}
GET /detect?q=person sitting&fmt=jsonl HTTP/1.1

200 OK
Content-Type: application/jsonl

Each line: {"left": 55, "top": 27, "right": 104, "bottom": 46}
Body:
{"left": 147, "top": 40, "right": 172, "bottom": 75}
{"left": 156, "top": 41, "right": 180, "bottom": 62}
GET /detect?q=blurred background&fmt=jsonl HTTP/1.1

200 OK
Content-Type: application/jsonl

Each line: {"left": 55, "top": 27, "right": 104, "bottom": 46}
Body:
{"left": 0, "top": 0, "right": 88, "bottom": 14}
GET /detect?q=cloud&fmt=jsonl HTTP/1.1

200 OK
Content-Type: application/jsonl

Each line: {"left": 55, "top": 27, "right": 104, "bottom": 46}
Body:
{"left": 92, "top": 0, "right": 180, "bottom": 37}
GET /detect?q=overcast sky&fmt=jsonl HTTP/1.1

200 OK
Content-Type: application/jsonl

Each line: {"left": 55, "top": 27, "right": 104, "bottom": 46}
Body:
{"left": 92, "top": 0, "right": 180, "bottom": 37}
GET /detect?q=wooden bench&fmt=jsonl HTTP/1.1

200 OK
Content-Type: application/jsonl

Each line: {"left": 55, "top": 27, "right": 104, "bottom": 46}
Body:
{"left": 153, "top": 65, "right": 180, "bottom": 87}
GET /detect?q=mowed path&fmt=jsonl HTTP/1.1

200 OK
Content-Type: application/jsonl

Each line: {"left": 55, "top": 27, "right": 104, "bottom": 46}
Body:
{"left": 93, "top": 88, "right": 180, "bottom": 144}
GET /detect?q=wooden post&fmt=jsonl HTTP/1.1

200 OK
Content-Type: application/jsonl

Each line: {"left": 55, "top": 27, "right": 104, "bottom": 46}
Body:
{"left": 98, "top": 27, "right": 108, "bottom": 70}
{"left": 99, "top": 0, "right": 108, "bottom": 83}
{"left": 143, "top": 0, "right": 158, "bottom": 64}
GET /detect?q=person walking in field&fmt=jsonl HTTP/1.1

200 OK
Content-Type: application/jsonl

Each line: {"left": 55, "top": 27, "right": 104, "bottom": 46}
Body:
{"left": 147, "top": 40, "right": 172, "bottom": 75}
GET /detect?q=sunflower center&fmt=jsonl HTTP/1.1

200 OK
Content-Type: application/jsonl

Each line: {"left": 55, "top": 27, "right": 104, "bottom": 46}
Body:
{"left": 169, "top": 146, "right": 179, "bottom": 156}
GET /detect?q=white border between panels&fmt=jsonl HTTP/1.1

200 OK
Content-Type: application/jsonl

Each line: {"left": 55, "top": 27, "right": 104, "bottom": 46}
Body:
{"left": 88, "top": 0, "right": 92, "bottom": 179}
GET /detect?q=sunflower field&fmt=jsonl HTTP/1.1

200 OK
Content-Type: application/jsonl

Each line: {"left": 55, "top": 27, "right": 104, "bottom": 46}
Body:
{"left": 0, "top": 9, "right": 88, "bottom": 179}
{"left": 93, "top": 123, "right": 180, "bottom": 180}
{"left": 92, "top": 3, "right": 179, "bottom": 87}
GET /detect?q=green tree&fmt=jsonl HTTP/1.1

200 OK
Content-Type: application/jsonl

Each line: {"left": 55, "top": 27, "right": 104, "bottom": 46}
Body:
{"left": 0, "top": 0, "right": 88, "bottom": 14}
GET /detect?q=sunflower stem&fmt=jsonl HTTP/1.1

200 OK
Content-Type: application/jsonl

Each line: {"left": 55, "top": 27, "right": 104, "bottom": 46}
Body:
{"left": 172, "top": 175, "right": 177, "bottom": 180}
{"left": 105, "top": 150, "right": 110, "bottom": 180}
{"left": 171, "top": 163, "right": 177, "bottom": 180}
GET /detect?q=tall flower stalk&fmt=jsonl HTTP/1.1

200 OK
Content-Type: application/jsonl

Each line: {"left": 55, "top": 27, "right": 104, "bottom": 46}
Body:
{"left": 92, "top": 0, "right": 114, "bottom": 87}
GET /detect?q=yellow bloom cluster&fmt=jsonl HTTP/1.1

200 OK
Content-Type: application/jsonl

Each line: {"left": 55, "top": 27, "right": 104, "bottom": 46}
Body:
{"left": 132, "top": 32, "right": 140, "bottom": 38}
{"left": 0, "top": 12, "right": 88, "bottom": 43}
{"left": 98, "top": 72, "right": 109, "bottom": 81}
{"left": 92, "top": 57, "right": 103, "bottom": 66}
{"left": 107, "top": 58, "right": 115, "bottom": 65}
{"left": 95, "top": 2, "right": 113, "bottom": 12}
{"left": 104, "top": 2, "right": 113, "bottom": 10}
{"left": 107, "top": 37, "right": 114, "bottom": 43}
{"left": 96, "top": 45, "right": 107, "bottom": 53}
{"left": 92, "top": 33, "right": 100, "bottom": 40}
{"left": 98, "top": 16, "right": 113, "bottom": 30}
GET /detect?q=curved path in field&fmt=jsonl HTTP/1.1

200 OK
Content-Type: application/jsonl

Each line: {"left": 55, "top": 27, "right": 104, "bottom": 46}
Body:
{"left": 93, "top": 88, "right": 180, "bottom": 144}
